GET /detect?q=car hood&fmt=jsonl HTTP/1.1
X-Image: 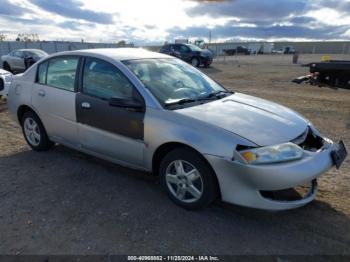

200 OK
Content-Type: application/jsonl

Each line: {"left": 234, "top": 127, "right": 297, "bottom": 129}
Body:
{"left": 176, "top": 93, "right": 308, "bottom": 146}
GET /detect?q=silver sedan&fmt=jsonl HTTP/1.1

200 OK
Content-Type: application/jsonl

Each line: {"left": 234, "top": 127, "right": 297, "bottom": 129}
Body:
{"left": 7, "top": 48, "right": 347, "bottom": 210}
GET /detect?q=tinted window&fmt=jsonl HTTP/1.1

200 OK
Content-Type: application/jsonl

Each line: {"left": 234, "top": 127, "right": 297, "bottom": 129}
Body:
{"left": 188, "top": 44, "right": 202, "bottom": 51}
{"left": 47, "top": 57, "right": 78, "bottom": 91}
{"left": 180, "top": 45, "right": 189, "bottom": 53}
{"left": 82, "top": 57, "right": 133, "bottom": 100}
{"left": 37, "top": 61, "right": 48, "bottom": 84}
{"left": 174, "top": 45, "right": 180, "bottom": 52}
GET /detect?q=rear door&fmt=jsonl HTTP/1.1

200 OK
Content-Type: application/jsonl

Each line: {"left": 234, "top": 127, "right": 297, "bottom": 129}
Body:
{"left": 76, "top": 56, "right": 145, "bottom": 166}
{"left": 32, "top": 56, "right": 80, "bottom": 146}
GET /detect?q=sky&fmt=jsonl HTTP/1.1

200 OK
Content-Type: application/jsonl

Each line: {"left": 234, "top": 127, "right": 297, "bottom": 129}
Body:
{"left": 0, "top": 0, "right": 350, "bottom": 44}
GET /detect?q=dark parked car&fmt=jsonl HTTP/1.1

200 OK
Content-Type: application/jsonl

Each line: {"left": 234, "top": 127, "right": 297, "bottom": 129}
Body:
{"left": 284, "top": 46, "right": 296, "bottom": 54}
{"left": 160, "top": 43, "right": 213, "bottom": 67}
{"left": 1, "top": 49, "right": 48, "bottom": 73}
{"left": 223, "top": 46, "right": 251, "bottom": 55}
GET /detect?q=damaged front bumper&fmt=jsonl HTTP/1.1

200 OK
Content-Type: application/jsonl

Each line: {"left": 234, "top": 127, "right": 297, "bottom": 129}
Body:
{"left": 205, "top": 138, "right": 347, "bottom": 210}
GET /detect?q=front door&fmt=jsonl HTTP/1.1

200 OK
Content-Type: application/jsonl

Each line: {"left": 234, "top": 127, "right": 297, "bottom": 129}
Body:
{"left": 179, "top": 45, "right": 192, "bottom": 62}
{"left": 76, "top": 57, "right": 145, "bottom": 166}
{"left": 32, "top": 56, "right": 80, "bottom": 146}
{"left": 11, "top": 51, "right": 25, "bottom": 71}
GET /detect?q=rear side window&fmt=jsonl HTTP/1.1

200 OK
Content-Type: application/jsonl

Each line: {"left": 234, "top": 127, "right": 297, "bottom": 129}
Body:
{"left": 174, "top": 45, "right": 181, "bottom": 52}
{"left": 37, "top": 61, "right": 48, "bottom": 84}
{"left": 82, "top": 57, "right": 133, "bottom": 100}
{"left": 47, "top": 57, "right": 79, "bottom": 91}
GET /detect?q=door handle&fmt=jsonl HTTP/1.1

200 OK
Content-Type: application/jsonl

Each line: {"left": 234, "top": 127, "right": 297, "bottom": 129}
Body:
{"left": 38, "top": 90, "right": 45, "bottom": 97}
{"left": 81, "top": 102, "right": 91, "bottom": 109}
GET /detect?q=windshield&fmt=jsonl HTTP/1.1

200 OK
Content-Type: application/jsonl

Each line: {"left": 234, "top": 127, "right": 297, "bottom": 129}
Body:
{"left": 187, "top": 44, "right": 202, "bottom": 52}
{"left": 123, "top": 58, "right": 227, "bottom": 107}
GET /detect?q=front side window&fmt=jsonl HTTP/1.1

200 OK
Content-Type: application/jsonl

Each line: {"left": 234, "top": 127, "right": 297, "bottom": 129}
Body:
{"left": 174, "top": 45, "right": 181, "bottom": 52}
{"left": 188, "top": 44, "right": 202, "bottom": 52}
{"left": 82, "top": 57, "right": 133, "bottom": 100}
{"left": 37, "top": 61, "right": 48, "bottom": 84}
{"left": 47, "top": 57, "right": 79, "bottom": 91}
{"left": 124, "top": 58, "right": 225, "bottom": 106}
{"left": 180, "top": 45, "right": 189, "bottom": 53}
{"left": 14, "top": 51, "right": 23, "bottom": 58}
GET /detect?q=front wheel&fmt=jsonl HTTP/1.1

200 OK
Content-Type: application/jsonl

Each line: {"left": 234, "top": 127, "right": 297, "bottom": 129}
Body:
{"left": 159, "top": 148, "right": 219, "bottom": 209}
{"left": 21, "top": 111, "right": 54, "bottom": 151}
{"left": 191, "top": 57, "right": 200, "bottom": 67}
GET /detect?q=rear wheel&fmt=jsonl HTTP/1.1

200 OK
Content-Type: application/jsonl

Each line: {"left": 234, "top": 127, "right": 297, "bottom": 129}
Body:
{"left": 21, "top": 111, "right": 54, "bottom": 151}
{"left": 159, "top": 148, "right": 218, "bottom": 209}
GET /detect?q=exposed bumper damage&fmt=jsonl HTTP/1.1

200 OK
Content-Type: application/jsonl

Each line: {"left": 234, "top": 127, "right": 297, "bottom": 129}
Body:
{"left": 205, "top": 127, "right": 347, "bottom": 210}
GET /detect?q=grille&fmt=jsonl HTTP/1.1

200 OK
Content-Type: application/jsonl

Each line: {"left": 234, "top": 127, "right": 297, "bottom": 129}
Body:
{"left": 260, "top": 180, "right": 317, "bottom": 201}
{"left": 291, "top": 127, "right": 324, "bottom": 152}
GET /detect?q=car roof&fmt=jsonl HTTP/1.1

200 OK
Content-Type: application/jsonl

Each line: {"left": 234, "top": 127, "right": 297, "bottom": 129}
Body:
{"left": 49, "top": 48, "right": 171, "bottom": 61}
{"left": 17, "top": 49, "right": 45, "bottom": 52}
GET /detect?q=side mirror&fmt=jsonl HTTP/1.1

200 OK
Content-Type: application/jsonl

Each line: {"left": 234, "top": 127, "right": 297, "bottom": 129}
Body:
{"left": 109, "top": 97, "right": 145, "bottom": 112}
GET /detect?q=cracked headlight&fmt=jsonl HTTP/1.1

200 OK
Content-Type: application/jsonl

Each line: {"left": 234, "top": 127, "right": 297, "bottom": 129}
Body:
{"left": 239, "top": 142, "right": 303, "bottom": 164}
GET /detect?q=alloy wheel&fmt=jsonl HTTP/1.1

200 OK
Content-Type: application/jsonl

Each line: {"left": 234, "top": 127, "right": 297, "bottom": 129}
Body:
{"left": 24, "top": 117, "right": 41, "bottom": 146}
{"left": 165, "top": 160, "right": 203, "bottom": 203}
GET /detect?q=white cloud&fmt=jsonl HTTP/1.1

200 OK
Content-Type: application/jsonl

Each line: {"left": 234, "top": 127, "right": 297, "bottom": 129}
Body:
{"left": 1, "top": 0, "right": 350, "bottom": 43}
{"left": 306, "top": 7, "right": 350, "bottom": 26}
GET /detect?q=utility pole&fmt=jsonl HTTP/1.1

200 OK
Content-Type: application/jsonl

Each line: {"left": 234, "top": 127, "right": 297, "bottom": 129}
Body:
{"left": 209, "top": 30, "right": 212, "bottom": 44}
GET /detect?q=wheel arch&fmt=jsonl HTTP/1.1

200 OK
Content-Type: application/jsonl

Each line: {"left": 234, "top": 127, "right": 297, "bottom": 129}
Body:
{"left": 190, "top": 56, "right": 200, "bottom": 67}
{"left": 152, "top": 141, "right": 221, "bottom": 198}
{"left": 17, "top": 104, "right": 38, "bottom": 123}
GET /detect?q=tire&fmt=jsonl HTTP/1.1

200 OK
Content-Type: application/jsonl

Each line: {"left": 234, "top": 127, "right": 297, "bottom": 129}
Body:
{"left": 21, "top": 111, "right": 54, "bottom": 151}
{"left": 191, "top": 57, "right": 200, "bottom": 67}
{"left": 159, "top": 147, "right": 219, "bottom": 210}
{"left": 3, "top": 62, "right": 12, "bottom": 73}
{"left": 0, "top": 79, "right": 4, "bottom": 92}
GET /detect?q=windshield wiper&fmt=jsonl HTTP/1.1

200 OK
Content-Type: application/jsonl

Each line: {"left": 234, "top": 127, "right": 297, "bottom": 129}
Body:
{"left": 199, "top": 90, "right": 234, "bottom": 100}
{"left": 164, "top": 90, "right": 233, "bottom": 108}
{"left": 164, "top": 98, "right": 196, "bottom": 107}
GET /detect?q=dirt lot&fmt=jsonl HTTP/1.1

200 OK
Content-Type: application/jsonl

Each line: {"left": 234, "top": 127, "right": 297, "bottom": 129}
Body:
{"left": 0, "top": 54, "right": 349, "bottom": 255}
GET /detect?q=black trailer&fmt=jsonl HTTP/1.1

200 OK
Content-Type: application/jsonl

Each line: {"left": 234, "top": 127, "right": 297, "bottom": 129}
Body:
{"left": 306, "top": 60, "right": 350, "bottom": 89}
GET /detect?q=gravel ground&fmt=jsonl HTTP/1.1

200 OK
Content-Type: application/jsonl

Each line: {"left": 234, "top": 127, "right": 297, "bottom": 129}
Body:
{"left": 0, "top": 54, "right": 349, "bottom": 255}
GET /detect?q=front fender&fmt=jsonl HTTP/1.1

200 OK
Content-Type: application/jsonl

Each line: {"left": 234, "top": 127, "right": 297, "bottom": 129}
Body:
{"left": 143, "top": 107, "right": 256, "bottom": 170}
